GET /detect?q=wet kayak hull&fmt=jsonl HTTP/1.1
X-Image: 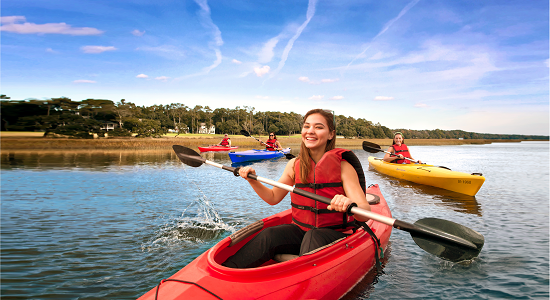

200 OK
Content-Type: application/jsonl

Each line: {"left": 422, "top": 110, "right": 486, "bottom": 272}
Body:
{"left": 368, "top": 156, "right": 485, "bottom": 196}
{"left": 228, "top": 148, "right": 291, "bottom": 163}
{"left": 137, "top": 184, "right": 392, "bottom": 300}
{"left": 198, "top": 146, "right": 238, "bottom": 152}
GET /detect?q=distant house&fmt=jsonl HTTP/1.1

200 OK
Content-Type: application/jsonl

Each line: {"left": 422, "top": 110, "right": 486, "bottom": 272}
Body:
{"left": 198, "top": 123, "right": 215, "bottom": 134}
{"left": 101, "top": 121, "right": 118, "bottom": 131}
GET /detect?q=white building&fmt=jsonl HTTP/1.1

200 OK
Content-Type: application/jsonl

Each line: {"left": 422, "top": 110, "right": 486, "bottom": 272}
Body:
{"left": 198, "top": 123, "right": 216, "bottom": 134}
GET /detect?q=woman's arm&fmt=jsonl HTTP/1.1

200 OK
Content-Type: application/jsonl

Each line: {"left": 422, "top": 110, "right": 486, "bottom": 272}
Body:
{"left": 383, "top": 146, "right": 401, "bottom": 162}
{"left": 327, "top": 161, "right": 371, "bottom": 222}
{"left": 238, "top": 158, "right": 295, "bottom": 205}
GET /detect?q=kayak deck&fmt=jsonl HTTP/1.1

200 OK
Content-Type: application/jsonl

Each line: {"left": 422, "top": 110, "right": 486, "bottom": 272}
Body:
{"left": 138, "top": 184, "right": 392, "bottom": 300}
{"left": 368, "top": 156, "right": 485, "bottom": 196}
{"left": 228, "top": 148, "right": 291, "bottom": 163}
{"left": 198, "top": 146, "right": 238, "bottom": 152}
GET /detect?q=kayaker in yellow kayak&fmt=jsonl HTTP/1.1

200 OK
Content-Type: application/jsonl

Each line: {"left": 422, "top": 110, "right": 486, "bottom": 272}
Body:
{"left": 222, "top": 109, "right": 371, "bottom": 269}
{"left": 259, "top": 132, "right": 283, "bottom": 151}
{"left": 383, "top": 132, "right": 422, "bottom": 164}
{"left": 217, "top": 134, "right": 231, "bottom": 147}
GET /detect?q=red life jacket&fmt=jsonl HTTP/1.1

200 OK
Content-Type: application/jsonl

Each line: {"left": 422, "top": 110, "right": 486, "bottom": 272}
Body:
{"left": 265, "top": 138, "right": 278, "bottom": 151}
{"left": 392, "top": 144, "right": 411, "bottom": 164}
{"left": 220, "top": 137, "right": 230, "bottom": 146}
{"left": 291, "top": 148, "right": 366, "bottom": 232}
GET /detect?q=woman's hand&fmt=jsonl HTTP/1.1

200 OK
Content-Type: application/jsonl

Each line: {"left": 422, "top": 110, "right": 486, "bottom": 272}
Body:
{"left": 327, "top": 194, "right": 354, "bottom": 213}
{"left": 238, "top": 166, "right": 256, "bottom": 182}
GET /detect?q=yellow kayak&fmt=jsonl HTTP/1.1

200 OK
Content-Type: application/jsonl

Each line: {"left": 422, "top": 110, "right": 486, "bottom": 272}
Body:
{"left": 368, "top": 156, "right": 485, "bottom": 196}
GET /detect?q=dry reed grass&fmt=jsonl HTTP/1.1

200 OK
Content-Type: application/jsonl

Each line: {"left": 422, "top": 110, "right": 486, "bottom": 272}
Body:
{"left": 1, "top": 132, "right": 519, "bottom": 151}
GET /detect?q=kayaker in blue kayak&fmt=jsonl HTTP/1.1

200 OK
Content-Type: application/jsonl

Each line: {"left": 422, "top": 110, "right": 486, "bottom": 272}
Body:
{"left": 222, "top": 109, "right": 372, "bottom": 269}
{"left": 217, "top": 134, "right": 231, "bottom": 147}
{"left": 259, "top": 132, "right": 283, "bottom": 151}
{"left": 383, "top": 132, "right": 422, "bottom": 164}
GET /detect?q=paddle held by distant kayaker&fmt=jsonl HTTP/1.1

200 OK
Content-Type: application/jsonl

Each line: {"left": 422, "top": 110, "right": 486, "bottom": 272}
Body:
{"left": 222, "top": 109, "right": 371, "bottom": 269}
{"left": 259, "top": 132, "right": 282, "bottom": 151}
{"left": 218, "top": 134, "right": 231, "bottom": 147}
{"left": 383, "top": 132, "right": 422, "bottom": 164}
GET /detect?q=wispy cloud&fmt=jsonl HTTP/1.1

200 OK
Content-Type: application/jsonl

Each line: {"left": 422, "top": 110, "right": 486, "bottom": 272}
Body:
{"left": 258, "top": 36, "right": 281, "bottom": 63}
{"left": 131, "top": 29, "right": 145, "bottom": 36}
{"left": 155, "top": 76, "right": 170, "bottom": 81}
{"left": 73, "top": 79, "right": 96, "bottom": 83}
{"left": 309, "top": 95, "right": 324, "bottom": 100}
{"left": 254, "top": 65, "right": 270, "bottom": 77}
{"left": 268, "top": 0, "right": 318, "bottom": 80}
{"left": 232, "top": 59, "right": 242, "bottom": 64}
{"left": 136, "top": 74, "right": 148, "bottom": 78}
{"left": 46, "top": 48, "right": 59, "bottom": 54}
{"left": 415, "top": 103, "right": 428, "bottom": 108}
{"left": 194, "top": 0, "right": 223, "bottom": 74}
{"left": 298, "top": 76, "right": 339, "bottom": 84}
{"left": 81, "top": 46, "right": 116, "bottom": 54}
{"left": 137, "top": 45, "right": 186, "bottom": 59}
{"left": 0, "top": 16, "right": 103, "bottom": 35}
{"left": 330, "top": 96, "right": 344, "bottom": 100}
{"left": 374, "top": 96, "right": 394, "bottom": 101}
{"left": 344, "top": 0, "right": 420, "bottom": 71}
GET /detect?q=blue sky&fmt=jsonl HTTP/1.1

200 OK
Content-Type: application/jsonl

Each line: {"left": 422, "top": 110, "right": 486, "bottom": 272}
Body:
{"left": 2, "top": 0, "right": 548, "bottom": 135}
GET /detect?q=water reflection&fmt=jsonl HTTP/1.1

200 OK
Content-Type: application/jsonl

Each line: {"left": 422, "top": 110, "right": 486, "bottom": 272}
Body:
{"left": 376, "top": 175, "right": 482, "bottom": 216}
{"left": 1, "top": 150, "right": 179, "bottom": 170}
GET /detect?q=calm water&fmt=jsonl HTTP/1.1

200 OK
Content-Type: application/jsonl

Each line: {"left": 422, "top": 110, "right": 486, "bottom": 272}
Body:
{"left": 1, "top": 142, "right": 548, "bottom": 299}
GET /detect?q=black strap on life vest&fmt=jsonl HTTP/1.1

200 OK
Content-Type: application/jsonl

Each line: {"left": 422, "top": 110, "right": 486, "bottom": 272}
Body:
{"left": 347, "top": 203, "right": 384, "bottom": 274}
{"left": 295, "top": 182, "right": 343, "bottom": 189}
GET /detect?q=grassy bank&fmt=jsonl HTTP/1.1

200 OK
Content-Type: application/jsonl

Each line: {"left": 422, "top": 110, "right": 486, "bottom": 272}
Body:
{"left": 0, "top": 131, "right": 525, "bottom": 151}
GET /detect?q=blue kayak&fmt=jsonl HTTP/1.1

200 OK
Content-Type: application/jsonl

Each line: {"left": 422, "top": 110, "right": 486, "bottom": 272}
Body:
{"left": 228, "top": 148, "right": 291, "bottom": 163}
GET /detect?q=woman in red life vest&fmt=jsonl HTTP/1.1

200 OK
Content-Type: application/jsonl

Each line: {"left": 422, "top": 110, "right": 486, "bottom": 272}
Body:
{"left": 222, "top": 109, "right": 371, "bottom": 269}
{"left": 383, "top": 132, "right": 422, "bottom": 164}
{"left": 260, "top": 132, "right": 282, "bottom": 151}
{"left": 218, "top": 134, "right": 231, "bottom": 147}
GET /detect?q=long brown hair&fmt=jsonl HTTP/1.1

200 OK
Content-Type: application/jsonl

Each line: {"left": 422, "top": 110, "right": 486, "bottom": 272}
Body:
{"left": 298, "top": 109, "right": 336, "bottom": 184}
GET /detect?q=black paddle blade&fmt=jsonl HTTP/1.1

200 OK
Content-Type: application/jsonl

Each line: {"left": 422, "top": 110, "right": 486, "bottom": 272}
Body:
{"left": 411, "top": 218, "right": 484, "bottom": 263}
{"left": 362, "top": 141, "right": 383, "bottom": 153}
{"left": 240, "top": 130, "right": 251, "bottom": 137}
{"left": 172, "top": 145, "right": 205, "bottom": 167}
{"left": 285, "top": 153, "right": 296, "bottom": 159}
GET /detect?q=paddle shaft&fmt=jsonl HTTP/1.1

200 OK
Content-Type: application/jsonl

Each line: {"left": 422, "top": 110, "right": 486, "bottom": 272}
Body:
{"left": 188, "top": 155, "right": 476, "bottom": 249}
{"left": 367, "top": 145, "right": 419, "bottom": 163}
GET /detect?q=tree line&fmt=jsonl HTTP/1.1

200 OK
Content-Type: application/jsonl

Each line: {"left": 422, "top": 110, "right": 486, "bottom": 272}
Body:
{"left": 1, "top": 95, "right": 548, "bottom": 140}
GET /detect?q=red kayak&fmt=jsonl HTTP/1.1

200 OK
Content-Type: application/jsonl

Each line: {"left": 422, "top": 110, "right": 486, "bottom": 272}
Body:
{"left": 198, "top": 146, "right": 238, "bottom": 152}
{"left": 137, "top": 184, "right": 392, "bottom": 300}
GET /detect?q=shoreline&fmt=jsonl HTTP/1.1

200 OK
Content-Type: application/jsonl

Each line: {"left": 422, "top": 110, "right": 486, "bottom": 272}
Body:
{"left": 1, "top": 132, "right": 540, "bottom": 151}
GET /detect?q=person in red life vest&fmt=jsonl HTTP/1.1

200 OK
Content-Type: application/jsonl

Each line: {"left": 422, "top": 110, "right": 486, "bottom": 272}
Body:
{"left": 222, "top": 109, "right": 371, "bottom": 269}
{"left": 259, "top": 132, "right": 282, "bottom": 151}
{"left": 383, "top": 132, "right": 422, "bottom": 164}
{"left": 217, "top": 134, "right": 231, "bottom": 147}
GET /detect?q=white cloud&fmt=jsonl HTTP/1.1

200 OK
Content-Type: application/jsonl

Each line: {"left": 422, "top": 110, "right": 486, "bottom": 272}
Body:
{"left": 136, "top": 74, "right": 148, "bottom": 78}
{"left": 0, "top": 16, "right": 103, "bottom": 35}
{"left": 258, "top": 36, "right": 280, "bottom": 63}
{"left": 81, "top": 46, "right": 116, "bottom": 54}
{"left": 232, "top": 59, "right": 242, "bottom": 64}
{"left": 0, "top": 16, "right": 26, "bottom": 24}
{"left": 414, "top": 103, "right": 428, "bottom": 108}
{"left": 155, "top": 76, "right": 170, "bottom": 81}
{"left": 330, "top": 96, "right": 344, "bottom": 100}
{"left": 374, "top": 96, "right": 394, "bottom": 101}
{"left": 46, "top": 48, "right": 58, "bottom": 54}
{"left": 132, "top": 29, "right": 145, "bottom": 36}
{"left": 321, "top": 78, "right": 339, "bottom": 83}
{"left": 545, "top": 59, "right": 549, "bottom": 67}
{"left": 73, "top": 79, "right": 96, "bottom": 83}
{"left": 254, "top": 65, "right": 270, "bottom": 77}
{"left": 299, "top": 76, "right": 310, "bottom": 83}
{"left": 309, "top": 95, "right": 324, "bottom": 100}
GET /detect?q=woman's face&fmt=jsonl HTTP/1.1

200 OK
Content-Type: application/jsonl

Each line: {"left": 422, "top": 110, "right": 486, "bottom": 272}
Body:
{"left": 302, "top": 113, "right": 334, "bottom": 150}
{"left": 394, "top": 134, "right": 403, "bottom": 145}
